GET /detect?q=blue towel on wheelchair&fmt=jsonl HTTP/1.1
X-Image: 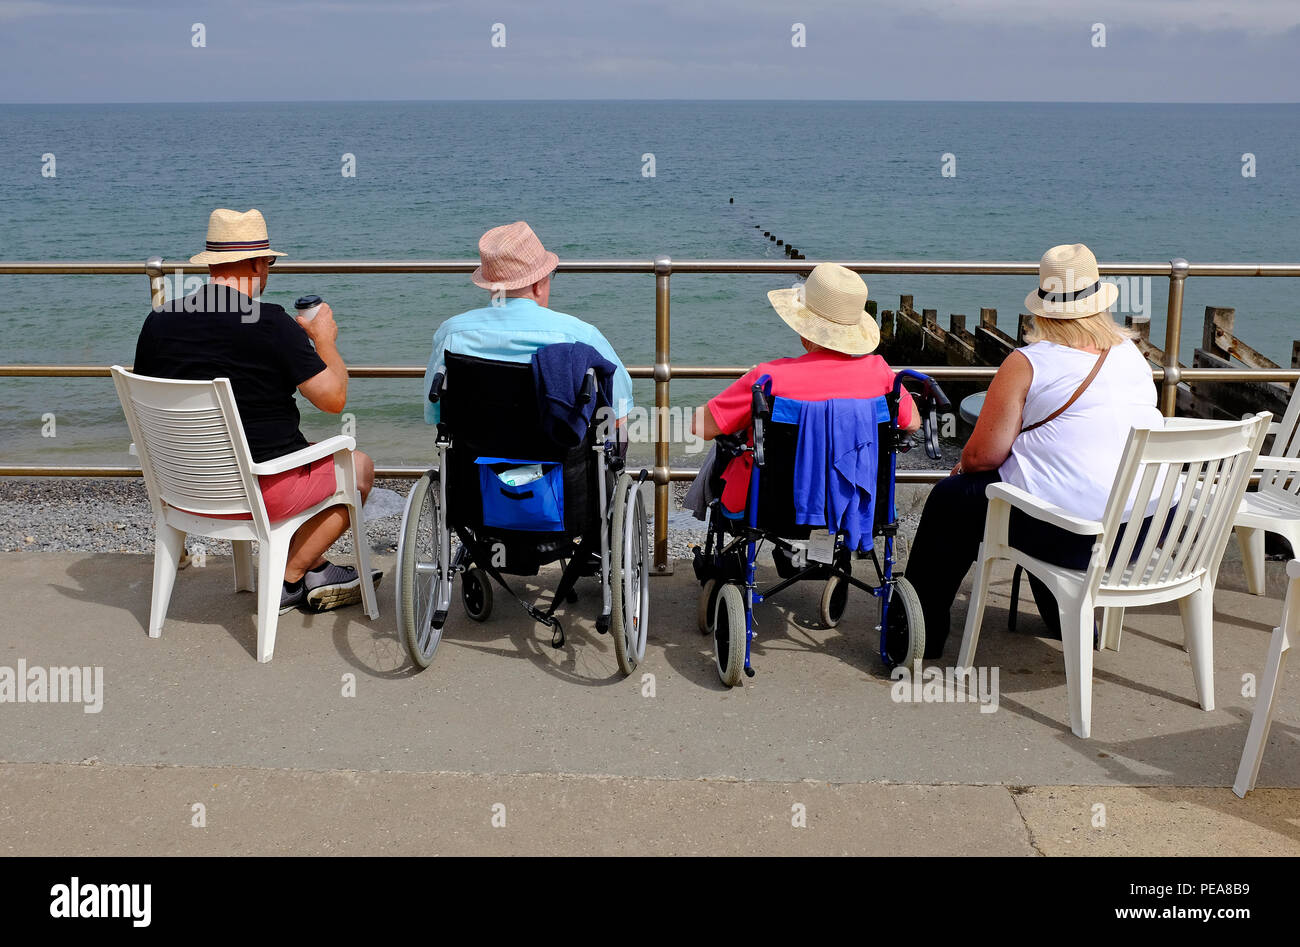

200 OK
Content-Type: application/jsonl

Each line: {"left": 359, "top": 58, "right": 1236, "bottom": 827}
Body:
{"left": 788, "top": 396, "right": 884, "bottom": 552}
{"left": 530, "top": 342, "right": 616, "bottom": 447}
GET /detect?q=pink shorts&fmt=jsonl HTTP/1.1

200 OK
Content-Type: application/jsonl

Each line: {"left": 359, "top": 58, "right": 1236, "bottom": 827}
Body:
{"left": 176, "top": 456, "right": 337, "bottom": 522}
{"left": 258, "top": 456, "right": 338, "bottom": 521}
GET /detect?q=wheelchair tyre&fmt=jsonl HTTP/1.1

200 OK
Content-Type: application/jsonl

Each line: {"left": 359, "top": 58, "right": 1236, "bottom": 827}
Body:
{"left": 461, "top": 566, "right": 492, "bottom": 622}
{"left": 881, "top": 576, "right": 925, "bottom": 670}
{"left": 610, "top": 473, "right": 650, "bottom": 676}
{"left": 397, "top": 470, "right": 450, "bottom": 669}
{"left": 820, "top": 574, "right": 850, "bottom": 628}
{"left": 697, "top": 578, "right": 719, "bottom": 635}
{"left": 713, "top": 582, "right": 747, "bottom": 687}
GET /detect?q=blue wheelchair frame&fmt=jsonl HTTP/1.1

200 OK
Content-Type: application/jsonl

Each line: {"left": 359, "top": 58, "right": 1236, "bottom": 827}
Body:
{"left": 700, "top": 369, "right": 949, "bottom": 676}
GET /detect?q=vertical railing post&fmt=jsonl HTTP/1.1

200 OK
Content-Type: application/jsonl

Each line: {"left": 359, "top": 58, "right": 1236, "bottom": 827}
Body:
{"left": 1159, "top": 257, "right": 1189, "bottom": 416}
{"left": 145, "top": 255, "right": 165, "bottom": 309}
{"left": 653, "top": 255, "right": 672, "bottom": 574}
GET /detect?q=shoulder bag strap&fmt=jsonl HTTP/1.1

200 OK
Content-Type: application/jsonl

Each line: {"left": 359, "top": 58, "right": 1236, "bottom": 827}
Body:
{"left": 1020, "top": 347, "right": 1110, "bottom": 434}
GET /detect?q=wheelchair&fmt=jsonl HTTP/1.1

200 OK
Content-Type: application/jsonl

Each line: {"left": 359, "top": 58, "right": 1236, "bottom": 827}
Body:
{"left": 396, "top": 352, "right": 651, "bottom": 676}
{"left": 692, "top": 370, "right": 950, "bottom": 685}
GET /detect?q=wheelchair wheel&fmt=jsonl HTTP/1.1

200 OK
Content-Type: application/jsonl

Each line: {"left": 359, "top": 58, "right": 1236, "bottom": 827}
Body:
{"left": 819, "top": 573, "right": 850, "bottom": 628}
{"left": 397, "top": 469, "right": 452, "bottom": 669}
{"left": 881, "top": 576, "right": 925, "bottom": 670}
{"left": 461, "top": 566, "right": 492, "bottom": 622}
{"left": 609, "top": 472, "right": 650, "bottom": 676}
{"left": 713, "top": 582, "right": 747, "bottom": 687}
{"left": 697, "top": 578, "right": 719, "bottom": 635}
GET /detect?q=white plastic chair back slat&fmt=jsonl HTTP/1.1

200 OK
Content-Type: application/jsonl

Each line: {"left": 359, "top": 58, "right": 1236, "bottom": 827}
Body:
{"left": 1108, "top": 462, "right": 1161, "bottom": 575}
{"left": 1150, "top": 463, "right": 1200, "bottom": 584}
{"left": 1168, "top": 462, "right": 1219, "bottom": 581}
{"left": 1262, "top": 390, "right": 1300, "bottom": 498}
{"left": 113, "top": 369, "right": 259, "bottom": 517}
{"left": 1197, "top": 458, "right": 1252, "bottom": 578}
{"left": 1130, "top": 464, "right": 1183, "bottom": 579}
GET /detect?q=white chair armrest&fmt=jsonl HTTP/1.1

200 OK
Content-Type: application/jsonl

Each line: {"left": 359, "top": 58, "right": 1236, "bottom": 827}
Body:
{"left": 1241, "top": 412, "right": 1282, "bottom": 436}
{"left": 1165, "top": 417, "right": 1219, "bottom": 430}
{"left": 250, "top": 435, "right": 357, "bottom": 476}
{"left": 985, "top": 482, "right": 1103, "bottom": 536}
{"left": 1254, "top": 456, "right": 1300, "bottom": 473}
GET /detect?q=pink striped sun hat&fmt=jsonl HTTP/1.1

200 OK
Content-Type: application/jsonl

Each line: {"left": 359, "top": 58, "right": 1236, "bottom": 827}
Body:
{"left": 470, "top": 221, "right": 559, "bottom": 290}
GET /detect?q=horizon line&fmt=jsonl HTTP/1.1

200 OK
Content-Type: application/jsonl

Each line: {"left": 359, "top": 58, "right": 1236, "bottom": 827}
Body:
{"left": 2, "top": 97, "right": 1298, "bottom": 107}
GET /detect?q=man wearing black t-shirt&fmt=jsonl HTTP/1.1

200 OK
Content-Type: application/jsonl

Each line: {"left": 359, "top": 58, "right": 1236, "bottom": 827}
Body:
{"left": 134, "top": 208, "right": 380, "bottom": 615}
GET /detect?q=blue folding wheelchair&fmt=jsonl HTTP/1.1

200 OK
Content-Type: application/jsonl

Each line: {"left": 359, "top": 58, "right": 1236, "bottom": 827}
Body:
{"left": 692, "top": 371, "right": 950, "bottom": 685}
{"left": 396, "top": 352, "right": 651, "bottom": 676}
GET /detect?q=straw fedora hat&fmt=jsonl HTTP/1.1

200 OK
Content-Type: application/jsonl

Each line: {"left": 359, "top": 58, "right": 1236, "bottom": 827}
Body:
{"left": 471, "top": 221, "right": 559, "bottom": 291}
{"left": 1024, "top": 243, "right": 1119, "bottom": 320}
{"left": 767, "top": 263, "right": 880, "bottom": 356}
{"left": 189, "top": 208, "right": 286, "bottom": 265}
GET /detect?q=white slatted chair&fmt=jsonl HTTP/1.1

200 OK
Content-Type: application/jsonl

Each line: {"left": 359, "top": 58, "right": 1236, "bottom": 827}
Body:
{"left": 1234, "top": 389, "right": 1300, "bottom": 595}
{"left": 958, "top": 413, "right": 1270, "bottom": 738}
{"left": 112, "top": 366, "right": 379, "bottom": 662}
{"left": 1234, "top": 559, "right": 1297, "bottom": 797}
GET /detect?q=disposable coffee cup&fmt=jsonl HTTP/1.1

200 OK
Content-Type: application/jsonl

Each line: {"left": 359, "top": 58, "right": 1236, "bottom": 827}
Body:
{"left": 295, "top": 294, "right": 323, "bottom": 322}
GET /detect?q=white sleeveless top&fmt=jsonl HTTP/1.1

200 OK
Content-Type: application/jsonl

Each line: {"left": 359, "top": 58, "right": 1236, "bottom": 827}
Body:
{"left": 999, "top": 339, "right": 1163, "bottom": 522}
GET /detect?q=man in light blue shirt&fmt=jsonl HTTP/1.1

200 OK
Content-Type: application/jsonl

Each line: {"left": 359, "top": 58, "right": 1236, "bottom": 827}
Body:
{"left": 423, "top": 221, "right": 633, "bottom": 425}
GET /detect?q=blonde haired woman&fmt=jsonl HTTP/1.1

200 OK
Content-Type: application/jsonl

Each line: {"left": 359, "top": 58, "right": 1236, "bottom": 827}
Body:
{"left": 907, "top": 244, "right": 1163, "bottom": 657}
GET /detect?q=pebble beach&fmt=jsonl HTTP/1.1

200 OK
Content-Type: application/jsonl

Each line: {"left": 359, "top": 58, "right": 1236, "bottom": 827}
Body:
{"left": 0, "top": 466, "right": 940, "bottom": 565}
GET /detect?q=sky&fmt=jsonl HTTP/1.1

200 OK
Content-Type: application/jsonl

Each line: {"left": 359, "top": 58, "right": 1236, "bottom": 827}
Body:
{"left": 0, "top": 0, "right": 1297, "bottom": 103}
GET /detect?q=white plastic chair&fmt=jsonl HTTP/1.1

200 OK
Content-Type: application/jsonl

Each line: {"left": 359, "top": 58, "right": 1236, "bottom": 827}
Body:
{"left": 112, "top": 366, "right": 379, "bottom": 662}
{"left": 1234, "top": 389, "right": 1300, "bottom": 595}
{"left": 958, "top": 413, "right": 1270, "bottom": 738}
{"left": 1233, "top": 559, "right": 1296, "bottom": 797}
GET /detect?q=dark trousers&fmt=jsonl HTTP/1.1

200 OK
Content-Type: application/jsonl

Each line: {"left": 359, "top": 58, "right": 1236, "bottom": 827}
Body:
{"left": 907, "top": 471, "right": 1095, "bottom": 659}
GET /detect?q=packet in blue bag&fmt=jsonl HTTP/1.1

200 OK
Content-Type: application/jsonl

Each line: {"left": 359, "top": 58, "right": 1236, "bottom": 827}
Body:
{"left": 476, "top": 457, "right": 565, "bottom": 532}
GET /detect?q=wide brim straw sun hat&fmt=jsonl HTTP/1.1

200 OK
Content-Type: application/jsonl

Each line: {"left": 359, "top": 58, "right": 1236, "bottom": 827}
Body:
{"left": 767, "top": 262, "right": 880, "bottom": 356}
{"left": 1024, "top": 243, "right": 1120, "bottom": 320}
{"left": 189, "top": 208, "right": 287, "bottom": 265}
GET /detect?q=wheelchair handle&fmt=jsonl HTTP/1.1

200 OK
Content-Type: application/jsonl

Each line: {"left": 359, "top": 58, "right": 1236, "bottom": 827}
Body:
{"left": 892, "top": 370, "right": 949, "bottom": 462}
{"left": 925, "top": 379, "right": 952, "bottom": 413}
{"left": 578, "top": 368, "right": 596, "bottom": 405}
{"left": 892, "top": 369, "right": 946, "bottom": 405}
{"left": 427, "top": 371, "right": 446, "bottom": 404}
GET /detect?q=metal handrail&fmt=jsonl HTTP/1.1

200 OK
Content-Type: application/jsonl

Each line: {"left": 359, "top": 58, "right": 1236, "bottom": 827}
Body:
{"left": 3, "top": 255, "right": 1299, "bottom": 572}
{"left": 7, "top": 365, "right": 1300, "bottom": 383}
{"left": 4, "top": 260, "right": 1300, "bottom": 276}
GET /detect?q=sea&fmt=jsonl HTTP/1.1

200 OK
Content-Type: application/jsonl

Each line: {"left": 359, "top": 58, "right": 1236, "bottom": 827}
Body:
{"left": 1, "top": 100, "right": 1297, "bottom": 470}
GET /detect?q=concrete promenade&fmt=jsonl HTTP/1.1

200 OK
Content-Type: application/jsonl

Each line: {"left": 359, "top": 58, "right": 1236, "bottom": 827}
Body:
{"left": 1, "top": 547, "right": 1296, "bottom": 856}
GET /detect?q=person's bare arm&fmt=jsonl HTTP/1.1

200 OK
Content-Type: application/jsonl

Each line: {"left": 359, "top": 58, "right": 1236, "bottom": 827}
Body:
{"left": 959, "top": 350, "right": 1032, "bottom": 473}
{"left": 296, "top": 303, "right": 348, "bottom": 414}
{"left": 692, "top": 404, "right": 723, "bottom": 441}
{"left": 900, "top": 390, "right": 922, "bottom": 433}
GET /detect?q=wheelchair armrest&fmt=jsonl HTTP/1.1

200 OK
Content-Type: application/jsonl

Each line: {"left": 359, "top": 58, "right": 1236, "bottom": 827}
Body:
{"left": 427, "top": 371, "right": 445, "bottom": 404}
{"left": 985, "top": 482, "right": 1102, "bottom": 536}
{"left": 250, "top": 435, "right": 356, "bottom": 476}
